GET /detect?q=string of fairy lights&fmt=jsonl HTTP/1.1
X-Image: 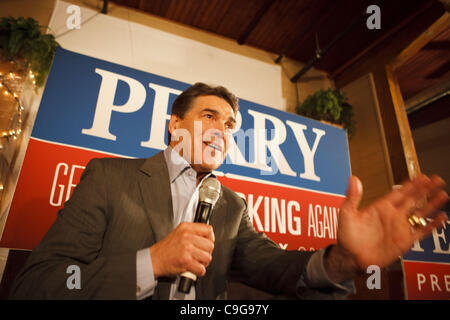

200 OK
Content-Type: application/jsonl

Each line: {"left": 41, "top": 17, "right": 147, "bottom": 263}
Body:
{"left": 0, "top": 70, "right": 33, "bottom": 140}
{"left": 0, "top": 69, "right": 34, "bottom": 192}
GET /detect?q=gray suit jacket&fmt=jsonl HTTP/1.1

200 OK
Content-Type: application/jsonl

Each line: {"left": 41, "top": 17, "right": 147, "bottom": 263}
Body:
{"left": 11, "top": 152, "right": 326, "bottom": 299}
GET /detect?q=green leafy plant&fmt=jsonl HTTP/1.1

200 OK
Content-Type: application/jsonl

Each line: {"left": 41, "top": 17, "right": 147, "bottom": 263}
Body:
{"left": 0, "top": 16, "right": 59, "bottom": 88}
{"left": 295, "top": 88, "right": 356, "bottom": 138}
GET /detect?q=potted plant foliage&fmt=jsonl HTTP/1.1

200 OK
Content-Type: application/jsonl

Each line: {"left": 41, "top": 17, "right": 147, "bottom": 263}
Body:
{"left": 295, "top": 88, "right": 356, "bottom": 138}
{"left": 0, "top": 16, "right": 59, "bottom": 88}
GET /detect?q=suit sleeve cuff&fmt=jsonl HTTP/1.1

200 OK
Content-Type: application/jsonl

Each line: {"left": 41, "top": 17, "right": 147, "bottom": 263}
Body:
{"left": 301, "top": 246, "right": 355, "bottom": 296}
{"left": 136, "top": 248, "right": 158, "bottom": 300}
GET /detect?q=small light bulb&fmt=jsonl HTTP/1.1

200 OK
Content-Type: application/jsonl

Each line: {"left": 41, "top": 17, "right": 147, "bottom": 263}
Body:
{"left": 0, "top": 83, "right": 3, "bottom": 87}
{"left": 4, "top": 90, "right": 9, "bottom": 96}
{"left": 13, "top": 93, "right": 17, "bottom": 98}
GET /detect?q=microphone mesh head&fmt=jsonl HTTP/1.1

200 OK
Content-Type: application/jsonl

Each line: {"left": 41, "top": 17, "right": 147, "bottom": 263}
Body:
{"left": 199, "top": 177, "right": 221, "bottom": 205}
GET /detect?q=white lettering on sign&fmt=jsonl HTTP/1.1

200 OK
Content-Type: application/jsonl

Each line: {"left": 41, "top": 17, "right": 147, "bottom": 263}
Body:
{"left": 432, "top": 221, "right": 450, "bottom": 254}
{"left": 417, "top": 273, "right": 450, "bottom": 292}
{"left": 81, "top": 69, "right": 329, "bottom": 181}
{"left": 307, "top": 204, "right": 338, "bottom": 239}
{"left": 247, "top": 110, "right": 296, "bottom": 177}
{"left": 227, "top": 127, "right": 272, "bottom": 173}
{"left": 140, "top": 83, "right": 181, "bottom": 150}
{"left": 237, "top": 193, "right": 302, "bottom": 236}
{"left": 50, "top": 162, "right": 85, "bottom": 207}
{"left": 82, "top": 68, "right": 147, "bottom": 141}
{"left": 286, "top": 121, "right": 325, "bottom": 182}
{"left": 410, "top": 220, "right": 450, "bottom": 255}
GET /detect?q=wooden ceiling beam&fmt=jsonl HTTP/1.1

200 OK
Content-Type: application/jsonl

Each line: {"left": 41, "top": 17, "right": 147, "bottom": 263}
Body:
{"left": 237, "top": 0, "right": 275, "bottom": 45}
{"left": 404, "top": 78, "right": 450, "bottom": 110}
{"left": 392, "top": 12, "right": 450, "bottom": 69}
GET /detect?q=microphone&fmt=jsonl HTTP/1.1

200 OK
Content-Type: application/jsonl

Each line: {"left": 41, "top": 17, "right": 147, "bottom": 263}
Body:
{"left": 178, "top": 176, "right": 221, "bottom": 293}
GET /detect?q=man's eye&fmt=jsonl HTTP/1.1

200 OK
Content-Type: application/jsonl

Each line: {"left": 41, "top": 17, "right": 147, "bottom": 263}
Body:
{"left": 205, "top": 114, "right": 213, "bottom": 119}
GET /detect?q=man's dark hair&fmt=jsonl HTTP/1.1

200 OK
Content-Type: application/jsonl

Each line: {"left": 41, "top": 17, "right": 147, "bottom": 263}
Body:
{"left": 171, "top": 82, "right": 239, "bottom": 118}
{"left": 168, "top": 82, "right": 239, "bottom": 142}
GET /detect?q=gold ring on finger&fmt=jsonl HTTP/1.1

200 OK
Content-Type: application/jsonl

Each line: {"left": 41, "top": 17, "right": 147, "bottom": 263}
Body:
{"left": 407, "top": 214, "right": 427, "bottom": 228}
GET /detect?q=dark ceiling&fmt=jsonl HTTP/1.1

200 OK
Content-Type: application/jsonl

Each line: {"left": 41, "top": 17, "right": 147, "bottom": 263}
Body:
{"left": 111, "top": 0, "right": 449, "bottom": 103}
{"left": 396, "top": 25, "right": 450, "bottom": 100}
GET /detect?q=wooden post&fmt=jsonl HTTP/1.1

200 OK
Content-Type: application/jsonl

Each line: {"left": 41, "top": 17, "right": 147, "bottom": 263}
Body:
{"left": 371, "top": 64, "right": 421, "bottom": 183}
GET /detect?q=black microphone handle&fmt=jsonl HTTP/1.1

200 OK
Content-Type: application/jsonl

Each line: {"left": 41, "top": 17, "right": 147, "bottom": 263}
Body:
{"left": 194, "top": 201, "right": 213, "bottom": 223}
{"left": 178, "top": 201, "right": 213, "bottom": 293}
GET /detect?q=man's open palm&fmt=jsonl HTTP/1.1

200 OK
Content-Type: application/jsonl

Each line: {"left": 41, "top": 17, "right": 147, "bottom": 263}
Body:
{"left": 337, "top": 175, "right": 448, "bottom": 270}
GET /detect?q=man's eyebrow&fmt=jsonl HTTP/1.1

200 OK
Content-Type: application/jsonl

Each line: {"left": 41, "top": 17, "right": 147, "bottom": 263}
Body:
{"left": 202, "top": 108, "right": 219, "bottom": 115}
{"left": 202, "top": 108, "right": 236, "bottom": 123}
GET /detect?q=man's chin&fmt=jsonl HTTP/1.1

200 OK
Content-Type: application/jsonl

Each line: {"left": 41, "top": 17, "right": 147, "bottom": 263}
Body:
{"left": 192, "top": 162, "right": 221, "bottom": 174}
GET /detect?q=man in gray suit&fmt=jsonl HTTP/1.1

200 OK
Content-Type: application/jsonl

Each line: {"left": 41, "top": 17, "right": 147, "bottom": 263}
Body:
{"left": 11, "top": 83, "right": 448, "bottom": 299}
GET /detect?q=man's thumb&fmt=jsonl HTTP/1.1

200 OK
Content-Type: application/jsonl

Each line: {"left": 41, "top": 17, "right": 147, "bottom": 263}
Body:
{"left": 344, "top": 176, "right": 363, "bottom": 210}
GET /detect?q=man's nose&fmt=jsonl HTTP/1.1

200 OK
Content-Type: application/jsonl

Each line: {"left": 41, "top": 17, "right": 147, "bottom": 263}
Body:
{"left": 211, "top": 121, "right": 226, "bottom": 138}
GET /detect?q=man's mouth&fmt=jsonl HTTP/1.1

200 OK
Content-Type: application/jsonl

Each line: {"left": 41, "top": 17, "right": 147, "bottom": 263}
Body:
{"left": 204, "top": 141, "right": 223, "bottom": 152}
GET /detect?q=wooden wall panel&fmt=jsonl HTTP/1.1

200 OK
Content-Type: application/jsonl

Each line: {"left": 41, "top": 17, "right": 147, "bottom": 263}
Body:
{"left": 342, "top": 73, "right": 393, "bottom": 207}
{"left": 342, "top": 73, "right": 407, "bottom": 300}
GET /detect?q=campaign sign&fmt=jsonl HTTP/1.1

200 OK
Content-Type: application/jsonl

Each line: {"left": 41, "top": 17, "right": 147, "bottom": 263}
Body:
{"left": 402, "top": 214, "right": 450, "bottom": 299}
{"left": 0, "top": 48, "right": 351, "bottom": 251}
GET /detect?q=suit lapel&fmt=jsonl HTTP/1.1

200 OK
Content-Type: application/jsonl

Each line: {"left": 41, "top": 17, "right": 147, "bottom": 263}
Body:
{"left": 138, "top": 151, "right": 174, "bottom": 300}
{"left": 138, "top": 152, "right": 174, "bottom": 243}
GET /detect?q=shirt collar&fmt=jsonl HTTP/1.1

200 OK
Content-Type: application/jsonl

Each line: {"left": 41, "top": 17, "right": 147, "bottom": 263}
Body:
{"left": 163, "top": 146, "right": 216, "bottom": 184}
{"left": 163, "top": 146, "right": 192, "bottom": 183}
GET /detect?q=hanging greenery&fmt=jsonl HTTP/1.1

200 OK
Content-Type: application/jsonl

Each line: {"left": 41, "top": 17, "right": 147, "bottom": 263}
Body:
{"left": 295, "top": 88, "right": 356, "bottom": 138}
{"left": 0, "top": 16, "right": 59, "bottom": 88}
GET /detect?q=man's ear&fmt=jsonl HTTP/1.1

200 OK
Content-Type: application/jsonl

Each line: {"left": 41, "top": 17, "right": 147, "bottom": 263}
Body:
{"left": 168, "top": 114, "right": 180, "bottom": 136}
